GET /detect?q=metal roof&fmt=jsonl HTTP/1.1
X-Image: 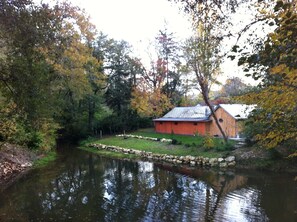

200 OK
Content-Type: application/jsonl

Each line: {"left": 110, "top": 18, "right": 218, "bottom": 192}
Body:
{"left": 154, "top": 105, "right": 211, "bottom": 122}
{"left": 153, "top": 118, "right": 211, "bottom": 122}
{"left": 154, "top": 104, "right": 256, "bottom": 122}
{"left": 218, "top": 104, "right": 256, "bottom": 120}
{"left": 163, "top": 105, "right": 211, "bottom": 119}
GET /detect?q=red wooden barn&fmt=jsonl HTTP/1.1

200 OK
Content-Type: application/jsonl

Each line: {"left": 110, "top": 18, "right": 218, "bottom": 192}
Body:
{"left": 153, "top": 105, "right": 212, "bottom": 136}
{"left": 153, "top": 104, "right": 255, "bottom": 138}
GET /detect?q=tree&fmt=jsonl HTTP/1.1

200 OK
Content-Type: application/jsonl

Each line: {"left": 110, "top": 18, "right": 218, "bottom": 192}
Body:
{"left": 0, "top": 0, "right": 64, "bottom": 148}
{"left": 131, "top": 87, "right": 172, "bottom": 118}
{"left": 239, "top": 0, "right": 297, "bottom": 154}
{"left": 169, "top": 0, "right": 247, "bottom": 40}
{"left": 130, "top": 56, "right": 173, "bottom": 118}
{"left": 183, "top": 19, "right": 228, "bottom": 142}
{"left": 155, "top": 29, "right": 180, "bottom": 98}
{"left": 130, "top": 58, "right": 173, "bottom": 118}
{"left": 93, "top": 35, "right": 146, "bottom": 132}
{"left": 169, "top": 0, "right": 246, "bottom": 15}
{"left": 0, "top": 0, "right": 105, "bottom": 146}
{"left": 130, "top": 29, "right": 185, "bottom": 118}
{"left": 218, "top": 77, "right": 250, "bottom": 99}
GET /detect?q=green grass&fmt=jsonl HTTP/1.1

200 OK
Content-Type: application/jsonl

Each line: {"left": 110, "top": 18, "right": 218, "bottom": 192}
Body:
{"left": 130, "top": 129, "right": 235, "bottom": 149}
{"left": 79, "top": 146, "right": 138, "bottom": 159}
{"left": 83, "top": 136, "right": 229, "bottom": 158}
{"left": 133, "top": 131, "right": 204, "bottom": 145}
{"left": 33, "top": 151, "right": 57, "bottom": 168}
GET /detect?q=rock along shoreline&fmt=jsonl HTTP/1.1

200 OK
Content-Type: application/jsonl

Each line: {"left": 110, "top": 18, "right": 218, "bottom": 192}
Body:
{"left": 88, "top": 134, "right": 236, "bottom": 168}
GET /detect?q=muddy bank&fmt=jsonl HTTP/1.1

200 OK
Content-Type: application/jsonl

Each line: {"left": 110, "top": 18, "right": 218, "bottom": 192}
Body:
{"left": 0, "top": 143, "right": 37, "bottom": 191}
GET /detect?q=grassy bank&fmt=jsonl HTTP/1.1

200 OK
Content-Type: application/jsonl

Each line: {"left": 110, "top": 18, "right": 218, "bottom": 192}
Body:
{"left": 79, "top": 146, "right": 138, "bottom": 159}
{"left": 33, "top": 151, "right": 57, "bottom": 168}
{"left": 81, "top": 130, "right": 234, "bottom": 158}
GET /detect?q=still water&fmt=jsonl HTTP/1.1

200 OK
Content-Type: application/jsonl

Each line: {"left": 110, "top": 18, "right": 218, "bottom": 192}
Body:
{"left": 0, "top": 148, "right": 296, "bottom": 222}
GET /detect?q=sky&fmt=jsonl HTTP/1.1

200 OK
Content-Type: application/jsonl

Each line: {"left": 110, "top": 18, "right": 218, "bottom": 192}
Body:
{"left": 44, "top": 0, "right": 260, "bottom": 87}
{"left": 71, "top": 0, "right": 192, "bottom": 54}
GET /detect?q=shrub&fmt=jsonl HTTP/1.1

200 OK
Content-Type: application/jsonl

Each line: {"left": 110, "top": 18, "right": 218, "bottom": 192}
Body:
{"left": 216, "top": 142, "right": 234, "bottom": 151}
{"left": 27, "top": 131, "right": 44, "bottom": 150}
{"left": 193, "top": 130, "right": 199, "bottom": 137}
{"left": 185, "top": 143, "right": 191, "bottom": 148}
{"left": 171, "top": 139, "right": 178, "bottom": 145}
{"left": 202, "top": 134, "right": 215, "bottom": 149}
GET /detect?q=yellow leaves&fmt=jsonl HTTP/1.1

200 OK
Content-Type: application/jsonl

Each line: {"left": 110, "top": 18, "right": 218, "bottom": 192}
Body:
{"left": 255, "top": 130, "right": 290, "bottom": 149}
{"left": 271, "top": 65, "right": 297, "bottom": 89}
{"left": 32, "top": 118, "right": 60, "bottom": 152}
{"left": 270, "top": 64, "right": 288, "bottom": 74}
{"left": 242, "top": 63, "right": 297, "bottom": 149}
{"left": 269, "top": 33, "right": 281, "bottom": 45}
{"left": 131, "top": 87, "right": 172, "bottom": 118}
{"left": 51, "top": 34, "right": 104, "bottom": 101}
{"left": 240, "top": 1, "right": 297, "bottom": 151}
{"left": 289, "top": 152, "right": 297, "bottom": 158}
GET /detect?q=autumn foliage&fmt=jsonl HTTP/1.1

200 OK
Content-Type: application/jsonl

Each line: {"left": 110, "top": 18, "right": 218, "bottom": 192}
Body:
{"left": 131, "top": 87, "right": 172, "bottom": 118}
{"left": 241, "top": 0, "right": 297, "bottom": 154}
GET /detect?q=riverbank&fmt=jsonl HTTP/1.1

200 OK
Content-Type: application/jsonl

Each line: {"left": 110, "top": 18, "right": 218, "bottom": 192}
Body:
{"left": 0, "top": 143, "right": 57, "bottom": 191}
{"left": 0, "top": 143, "right": 35, "bottom": 191}
{"left": 1, "top": 133, "right": 296, "bottom": 192}
{"left": 232, "top": 146, "right": 297, "bottom": 173}
{"left": 81, "top": 133, "right": 297, "bottom": 173}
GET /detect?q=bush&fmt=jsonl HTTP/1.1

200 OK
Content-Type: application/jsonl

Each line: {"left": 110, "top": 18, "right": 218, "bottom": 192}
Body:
{"left": 26, "top": 119, "right": 58, "bottom": 151}
{"left": 27, "top": 131, "right": 44, "bottom": 150}
{"left": 202, "top": 135, "right": 215, "bottom": 149}
{"left": 185, "top": 143, "right": 191, "bottom": 148}
{"left": 171, "top": 139, "right": 178, "bottom": 145}
{"left": 216, "top": 142, "right": 234, "bottom": 151}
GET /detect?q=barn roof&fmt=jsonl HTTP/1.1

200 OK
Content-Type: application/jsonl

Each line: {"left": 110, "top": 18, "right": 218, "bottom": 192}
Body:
{"left": 154, "top": 105, "right": 211, "bottom": 122}
{"left": 218, "top": 104, "right": 255, "bottom": 120}
{"left": 154, "top": 104, "right": 256, "bottom": 122}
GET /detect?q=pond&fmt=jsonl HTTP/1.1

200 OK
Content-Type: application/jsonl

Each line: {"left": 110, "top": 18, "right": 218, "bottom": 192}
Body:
{"left": 0, "top": 147, "right": 296, "bottom": 221}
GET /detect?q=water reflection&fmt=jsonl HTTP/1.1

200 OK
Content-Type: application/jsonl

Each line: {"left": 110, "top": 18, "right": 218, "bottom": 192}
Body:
{"left": 0, "top": 150, "right": 296, "bottom": 222}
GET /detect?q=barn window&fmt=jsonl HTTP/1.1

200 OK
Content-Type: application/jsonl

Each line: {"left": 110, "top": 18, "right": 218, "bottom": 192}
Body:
{"left": 159, "top": 122, "right": 163, "bottom": 125}
{"left": 193, "top": 122, "right": 197, "bottom": 126}
{"left": 174, "top": 122, "right": 178, "bottom": 125}
{"left": 219, "top": 118, "right": 223, "bottom": 123}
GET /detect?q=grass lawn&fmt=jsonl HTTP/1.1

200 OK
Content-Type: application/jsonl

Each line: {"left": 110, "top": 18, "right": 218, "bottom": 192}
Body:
{"left": 130, "top": 128, "right": 235, "bottom": 149}
{"left": 81, "top": 129, "right": 234, "bottom": 158}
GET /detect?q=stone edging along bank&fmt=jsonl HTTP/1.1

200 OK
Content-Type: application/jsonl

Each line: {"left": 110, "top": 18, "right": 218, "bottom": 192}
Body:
{"left": 88, "top": 142, "right": 236, "bottom": 168}
{"left": 116, "top": 134, "right": 173, "bottom": 143}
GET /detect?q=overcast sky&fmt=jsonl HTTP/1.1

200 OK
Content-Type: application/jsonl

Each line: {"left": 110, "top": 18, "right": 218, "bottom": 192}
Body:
{"left": 71, "top": 0, "right": 192, "bottom": 49}
{"left": 42, "top": 0, "right": 260, "bottom": 87}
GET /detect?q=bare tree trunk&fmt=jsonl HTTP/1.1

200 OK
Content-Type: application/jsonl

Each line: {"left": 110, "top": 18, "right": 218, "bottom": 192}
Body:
{"left": 202, "top": 92, "right": 228, "bottom": 143}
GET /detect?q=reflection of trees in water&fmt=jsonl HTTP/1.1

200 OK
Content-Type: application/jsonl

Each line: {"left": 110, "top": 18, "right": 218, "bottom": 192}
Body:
{"left": 0, "top": 152, "right": 271, "bottom": 221}
{"left": 215, "top": 187, "right": 269, "bottom": 222}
